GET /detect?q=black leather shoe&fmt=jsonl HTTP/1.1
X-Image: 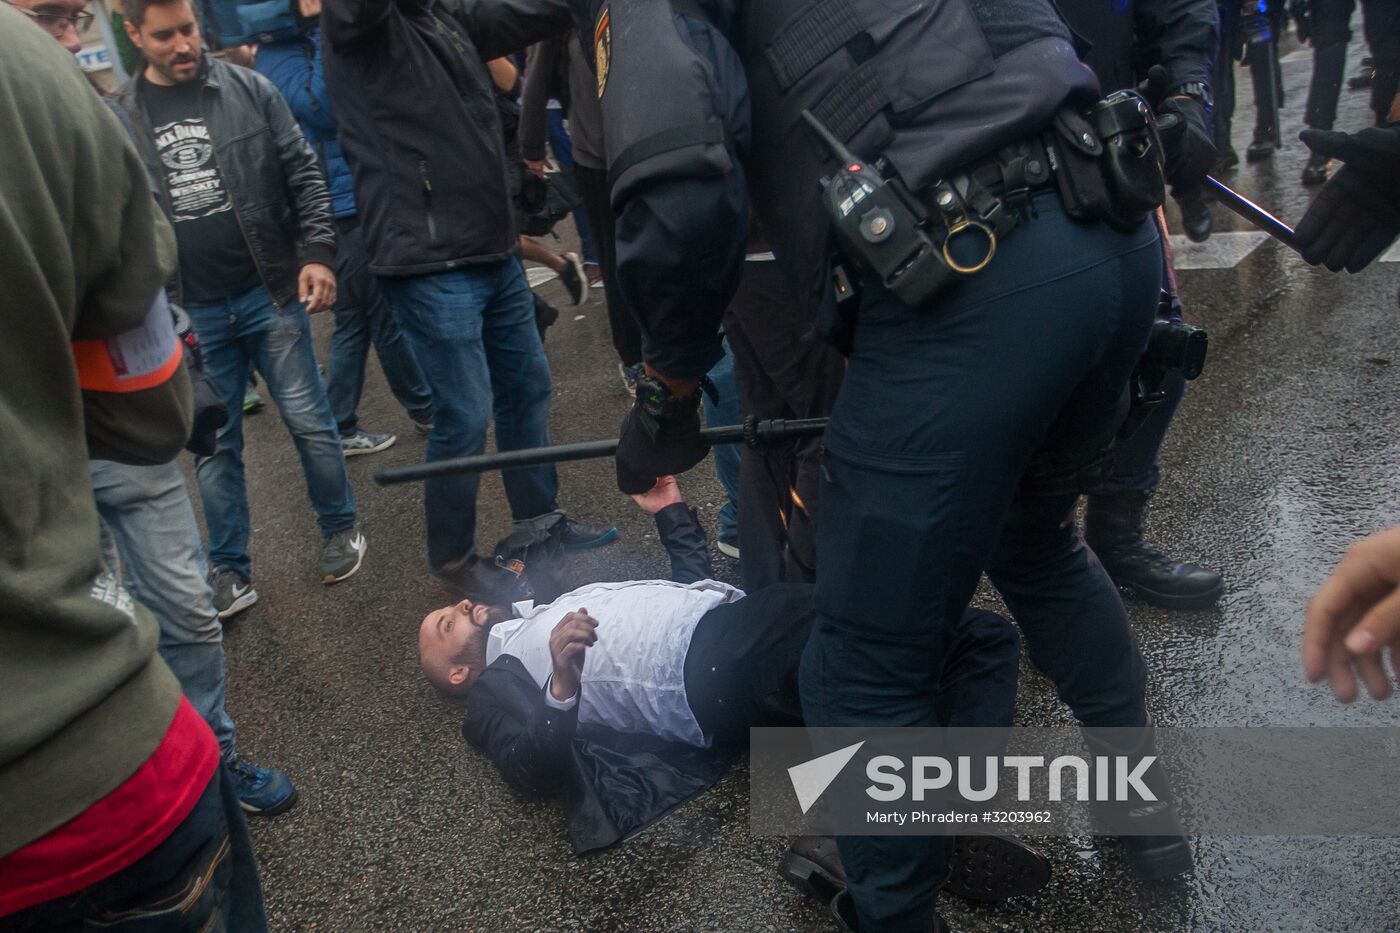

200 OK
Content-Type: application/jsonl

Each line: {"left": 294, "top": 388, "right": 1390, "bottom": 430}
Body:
{"left": 1083, "top": 719, "right": 1194, "bottom": 881}
{"left": 1214, "top": 145, "right": 1239, "bottom": 173}
{"left": 1085, "top": 490, "right": 1224, "bottom": 611}
{"left": 432, "top": 553, "right": 532, "bottom": 605}
{"left": 782, "top": 833, "right": 1049, "bottom": 906}
{"left": 1301, "top": 154, "right": 1330, "bottom": 186}
{"left": 1348, "top": 58, "right": 1375, "bottom": 90}
{"left": 780, "top": 835, "right": 845, "bottom": 903}
{"left": 1245, "top": 136, "right": 1276, "bottom": 162}
{"left": 558, "top": 517, "right": 619, "bottom": 551}
{"left": 943, "top": 835, "right": 1050, "bottom": 902}
{"left": 831, "top": 889, "right": 949, "bottom": 933}
{"left": 1177, "top": 195, "right": 1213, "bottom": 243}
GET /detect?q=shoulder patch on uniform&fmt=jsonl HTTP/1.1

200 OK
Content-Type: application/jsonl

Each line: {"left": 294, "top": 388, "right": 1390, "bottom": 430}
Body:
{"left": 594, "top": 7, "right": 611, "bottom": 99}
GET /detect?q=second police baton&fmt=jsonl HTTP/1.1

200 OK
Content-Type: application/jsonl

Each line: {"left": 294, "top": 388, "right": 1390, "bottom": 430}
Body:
{"left": 1203, "top": 175, "right": 1299, "bottom": 251}
{"left": 374, "top": 416, "right": 829, "bottom": 486}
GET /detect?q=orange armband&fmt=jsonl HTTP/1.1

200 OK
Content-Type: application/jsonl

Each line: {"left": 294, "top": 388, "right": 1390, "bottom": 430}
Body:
{"left": 72, "top": 291, "right": 184, "bottom": 393}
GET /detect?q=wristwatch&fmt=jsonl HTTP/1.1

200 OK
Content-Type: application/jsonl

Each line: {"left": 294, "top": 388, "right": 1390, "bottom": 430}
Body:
{"left": 634, "top": 373, "right": 701, "bottom": 441}
{"left": 1169, "top": 81, "right": 1213, "bottom": 114}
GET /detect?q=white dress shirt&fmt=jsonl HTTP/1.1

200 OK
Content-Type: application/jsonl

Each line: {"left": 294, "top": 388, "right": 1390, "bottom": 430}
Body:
{"left": 486, "top": 578, "right": 744, "bottom": 747}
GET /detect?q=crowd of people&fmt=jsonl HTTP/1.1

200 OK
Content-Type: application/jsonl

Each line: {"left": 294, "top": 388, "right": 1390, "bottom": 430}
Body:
{"left": 1172, "top": 0, "right": 1400, "bottom": 239}
{"left": 2, "top": 0, "right": 1400, "bottom": 929}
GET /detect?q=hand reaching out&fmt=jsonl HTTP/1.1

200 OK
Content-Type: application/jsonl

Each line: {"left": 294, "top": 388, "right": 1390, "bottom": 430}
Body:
{"left": 1304, "top": 525, "right": 1400, "bottom": 701}
{"left": 628, "top": 475, "right": 683, "bottom": 514}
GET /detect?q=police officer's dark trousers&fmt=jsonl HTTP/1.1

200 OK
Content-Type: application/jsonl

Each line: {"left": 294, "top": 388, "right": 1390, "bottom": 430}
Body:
{"left": 799, "top": 192, "right": 1158, "bottom": 932}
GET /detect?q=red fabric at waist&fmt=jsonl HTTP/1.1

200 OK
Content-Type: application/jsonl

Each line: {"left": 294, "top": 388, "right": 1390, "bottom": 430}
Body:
{"left": 0, "top": 697, "right": 221, "bottom": 917}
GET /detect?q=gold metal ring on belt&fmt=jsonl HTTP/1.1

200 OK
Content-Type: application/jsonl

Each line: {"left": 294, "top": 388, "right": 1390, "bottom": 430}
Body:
{"left": 941, "top": 218, "right": 997, "bottom": 274}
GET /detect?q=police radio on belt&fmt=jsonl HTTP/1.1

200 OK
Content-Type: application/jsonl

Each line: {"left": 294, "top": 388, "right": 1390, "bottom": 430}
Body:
{"left": 801, "top": 109, "right": 961, "bottom": 310}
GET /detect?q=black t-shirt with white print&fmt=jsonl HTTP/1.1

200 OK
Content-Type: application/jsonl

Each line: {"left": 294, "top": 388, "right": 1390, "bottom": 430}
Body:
{"left": 143, "top": 79, "right": 262, "bottom": 303}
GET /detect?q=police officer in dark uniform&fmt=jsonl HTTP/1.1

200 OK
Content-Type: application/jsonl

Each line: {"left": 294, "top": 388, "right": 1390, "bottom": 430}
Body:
{"left": 1059, "top": 0, "right": 1229, "bottom": 611}
{"left": 595, "top": 0, "right": 1193, "bottom": 928}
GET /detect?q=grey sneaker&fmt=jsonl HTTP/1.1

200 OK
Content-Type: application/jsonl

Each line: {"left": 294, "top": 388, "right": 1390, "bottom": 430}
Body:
{"left": 210, "top": 566, "right": 257, "bottom": 621}
{"left": 341, "top": 428, "right": 396, "bottom": 457}
{"left": 320, "top": 526, "right": 366, "bottom": 584}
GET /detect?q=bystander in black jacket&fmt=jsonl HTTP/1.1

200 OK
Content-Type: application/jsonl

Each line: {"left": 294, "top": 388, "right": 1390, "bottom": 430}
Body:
{"left": 320, "top": 0, "right": 573, "bottom": 277}
{"left": 116, "top": 56, "right": 336, "bottom": 309}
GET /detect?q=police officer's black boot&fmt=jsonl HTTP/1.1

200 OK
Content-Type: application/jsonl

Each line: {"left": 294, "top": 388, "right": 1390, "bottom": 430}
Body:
{"left": 1083, "top": 718, "right": 1194, "bottom": 881}
{"left": 1084, "top": 489, "right": 1224, "bottom": 610}
{"left": 1176, "top": 191, "right": 1213, "bottom": 243}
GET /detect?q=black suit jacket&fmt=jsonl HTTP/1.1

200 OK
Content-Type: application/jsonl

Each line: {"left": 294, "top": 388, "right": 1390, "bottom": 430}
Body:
{"left": 460, "top": 503, "right": 733, "bottom": 854}
{"left": 462, "top": 655, "right": 732, "bottom": 854}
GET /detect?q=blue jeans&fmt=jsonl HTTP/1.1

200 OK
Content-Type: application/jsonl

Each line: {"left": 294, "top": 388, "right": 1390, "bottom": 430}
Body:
{"left": 326, "top": 220, "right": 434, "bottom": 434}
{"left": 186, "top": 286, "right": 357, "bottom": 579}
{"left": 546, "top": 110, "right": 598, "bottom": 266}
{"left": 801, "top": 195, "right": 1159, "bottom": 932}
{"left": 91, "top": 460, "right": 237, "bottom": 759}
{"left": 380, "top": 260, "right": 558, "bottom": 569}
{"left": 3, "top": 767, "right": 266, "bottom": 931}
{"left": 703, "top": 337, "right": 741, "bottom": 543}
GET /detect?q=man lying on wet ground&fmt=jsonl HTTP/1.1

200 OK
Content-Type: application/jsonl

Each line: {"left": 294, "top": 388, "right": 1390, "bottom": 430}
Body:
{"left": 416, "top": 476, "right": 1050, "bottom": 909}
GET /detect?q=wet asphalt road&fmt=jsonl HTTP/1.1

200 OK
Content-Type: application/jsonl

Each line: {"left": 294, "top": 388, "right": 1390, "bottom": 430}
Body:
{"left": 199, "top": 34, "right": 1400, "bottom": 933}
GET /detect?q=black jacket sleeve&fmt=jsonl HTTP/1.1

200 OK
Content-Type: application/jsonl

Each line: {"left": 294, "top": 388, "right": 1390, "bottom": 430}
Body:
{"left": 653, "top": 502, "right": 712, "bottom": 584}
{"left": 1135, "top": 0, "right": 1219, "bottom": 91}
{"left": 520, "top": 36, "right": 564, "bottom": 163}
{"left": 448, "top": 0, "right": 574, "bottom": 61}
{"left": 604, "top": 2, "right": 751, "bottom": 379}
{"left": 259, "top": 74, "right": 337, "bottom": 270}
{"left": 462, "top": 664, "right": 579, "bottom": 798}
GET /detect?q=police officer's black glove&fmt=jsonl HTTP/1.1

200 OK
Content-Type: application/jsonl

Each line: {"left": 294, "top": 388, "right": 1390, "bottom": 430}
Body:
{"left": 615, "top": 375, "right": 710, "bottom": 495}
{"left": 1295, "top": 125, "right": 1400, "bottom": 272}
{"left": 1156, "top": 96, "right": 1218, "bottom": 195}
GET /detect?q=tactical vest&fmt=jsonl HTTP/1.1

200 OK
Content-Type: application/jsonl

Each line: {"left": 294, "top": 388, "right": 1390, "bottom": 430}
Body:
{"left": 599, "top": 0, "right": 1101, "bottom": 316}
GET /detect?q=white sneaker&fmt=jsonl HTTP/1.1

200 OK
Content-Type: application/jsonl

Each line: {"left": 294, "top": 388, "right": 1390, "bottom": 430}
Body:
{"left": 717, "top": 540, "right": 740, "bottom": 560}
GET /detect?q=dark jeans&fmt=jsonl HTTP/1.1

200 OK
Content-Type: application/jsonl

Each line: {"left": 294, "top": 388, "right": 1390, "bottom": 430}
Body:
{"left": 685, "top": 584, "right": 1021, "bottom": 748}
{"left": 2, "top": 767, "right": 266, "bottom": 932}
{"left": 575, "top": 163, "right": 642, "bottom": 367}
{"left": 702, "top": 337, "right": 741, "bottom": 543}
{"left": 327, "top": 218, "right": 434, "bottom": 434}
{"left": 380, "top": 260, "right": 559, "bottom": 569}
{"left": 800, "top": 194, "right": 1157, "bottom": 932}
{"left": 723, "top": 259, "right": 845, "bottom": 591}
{"left": 187, "top": 286, "right": 357, "bottom": 579}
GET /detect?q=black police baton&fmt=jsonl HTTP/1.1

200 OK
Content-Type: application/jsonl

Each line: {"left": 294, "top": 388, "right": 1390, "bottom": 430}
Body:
{"left": 1202, "top": 175, "right": 1300, "bottom": 251}
{"left": 373, "top": 416, "right": 829, "bottom": 486}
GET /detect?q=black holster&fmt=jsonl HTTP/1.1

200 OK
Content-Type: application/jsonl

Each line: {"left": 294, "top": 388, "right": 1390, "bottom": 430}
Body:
{"left": 1045, "top": 91, "right": 1166, "bottom": 233}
